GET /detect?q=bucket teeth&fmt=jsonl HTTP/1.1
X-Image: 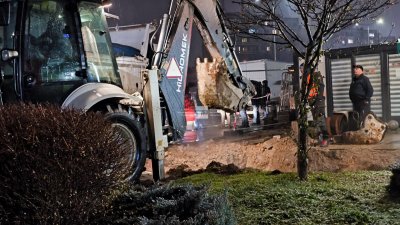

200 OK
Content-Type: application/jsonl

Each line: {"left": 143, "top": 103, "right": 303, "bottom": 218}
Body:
{"left": 341, "top": 113, "right": 387, "bottom": 144}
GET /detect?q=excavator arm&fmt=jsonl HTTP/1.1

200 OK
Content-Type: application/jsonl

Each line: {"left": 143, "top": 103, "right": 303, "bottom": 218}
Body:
{"left": 153, "top": 0, "right": 254, "bottom": 139}
{"left": 192, "top": 0, "right": 254, "bottom": 112}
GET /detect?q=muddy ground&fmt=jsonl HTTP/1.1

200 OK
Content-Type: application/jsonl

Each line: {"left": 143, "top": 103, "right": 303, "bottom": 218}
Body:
{"left": 154, "top": 126, "right": 400, "bottom": 178}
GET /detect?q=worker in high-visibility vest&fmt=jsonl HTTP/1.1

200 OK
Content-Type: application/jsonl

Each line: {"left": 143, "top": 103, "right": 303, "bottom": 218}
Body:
{"left": 300, "top": 63, "right": 330, "bottom": 147}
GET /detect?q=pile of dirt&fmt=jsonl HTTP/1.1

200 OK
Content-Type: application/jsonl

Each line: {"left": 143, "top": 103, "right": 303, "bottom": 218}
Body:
{"left": 163, "top": 131, "right": 400, "bottom": 177}
{"left": 164, "top": 135, "right": 297, "bottom": 174}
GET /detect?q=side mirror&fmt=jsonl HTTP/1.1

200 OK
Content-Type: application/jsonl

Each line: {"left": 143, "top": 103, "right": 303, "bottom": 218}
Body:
{"left": 0, "top": 1, "right": 10, "bottom": 26}
{"left": 1, "top": 49, "right": 18, "bottom": 61}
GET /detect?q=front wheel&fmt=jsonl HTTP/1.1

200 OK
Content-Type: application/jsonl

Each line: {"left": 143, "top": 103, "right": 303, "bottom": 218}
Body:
{"left": 104, "top": 105, "right": 147, "bottom": 182}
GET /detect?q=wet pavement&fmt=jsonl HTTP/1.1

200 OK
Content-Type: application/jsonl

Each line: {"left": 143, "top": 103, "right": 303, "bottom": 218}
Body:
{"left": 366, "top": 130, "right": 400, "bottom": 149}
{"left": 183, "top": 120, "right": 292, "bottom": 144}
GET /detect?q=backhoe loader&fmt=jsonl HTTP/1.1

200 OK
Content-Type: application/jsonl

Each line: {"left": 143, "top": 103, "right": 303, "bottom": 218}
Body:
{"left": 0, "top": 0, "right": 254, "bottom": 181}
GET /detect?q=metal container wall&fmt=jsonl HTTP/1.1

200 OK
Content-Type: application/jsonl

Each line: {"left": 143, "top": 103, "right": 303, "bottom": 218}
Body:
{"left": 389, "top": 54, "right": 400, "bottom": 117}
{"left": 330, "top": 58, "right": 353, "bottom": 112}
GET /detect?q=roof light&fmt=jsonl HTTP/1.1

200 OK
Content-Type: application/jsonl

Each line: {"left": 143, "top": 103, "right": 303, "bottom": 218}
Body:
{"left": 100, "top": 0, "right": 112, "bottom": 8}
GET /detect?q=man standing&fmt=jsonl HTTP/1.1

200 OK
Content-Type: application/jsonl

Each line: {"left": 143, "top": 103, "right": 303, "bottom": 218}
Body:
{"left": 261, "top": 80, "right": 271, "bottom": 119}
{"left": 250, "top": 80, "right": 263, "bottom": 125}
{"left": 300, "top": 63, "right": 329, "bottom": 146}
{"left": 349, "top": 65, "right": 373, "bottom": 125}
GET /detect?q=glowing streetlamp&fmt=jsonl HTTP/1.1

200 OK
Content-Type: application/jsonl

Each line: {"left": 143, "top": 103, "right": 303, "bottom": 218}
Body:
{"left": 100, "top": 0, "right": 112, "bottom": 8}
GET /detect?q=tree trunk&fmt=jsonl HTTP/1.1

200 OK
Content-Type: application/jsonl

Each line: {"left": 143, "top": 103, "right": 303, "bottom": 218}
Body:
{"left": 297, "top": 124, "right": 308, "bottom": 181}
{"left": 297, "top": 103, "right": 309, "bottom": 181}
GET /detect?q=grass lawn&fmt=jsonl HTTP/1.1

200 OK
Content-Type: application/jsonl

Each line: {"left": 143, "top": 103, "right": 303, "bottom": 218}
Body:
{"left": 172, "top": 170, "right": 400, "bottom": 225}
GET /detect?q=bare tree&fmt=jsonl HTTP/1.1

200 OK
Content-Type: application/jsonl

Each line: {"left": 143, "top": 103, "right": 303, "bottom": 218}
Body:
{"left": 230, "top": 0, "right": 397, "bottom": 180}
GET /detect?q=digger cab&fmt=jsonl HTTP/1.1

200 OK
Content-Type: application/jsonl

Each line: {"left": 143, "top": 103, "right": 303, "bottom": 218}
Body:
{"left": 0, "top": 0, "right": 120, "bottom": 104}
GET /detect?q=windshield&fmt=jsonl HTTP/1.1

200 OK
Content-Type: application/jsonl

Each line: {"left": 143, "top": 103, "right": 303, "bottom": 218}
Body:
{"left": 23, "top": 0, "right": 120, "bottom": 85}
{"left": 78, "top": 2, "right": 120, "bottom": 85}
{"left": 24, "top": 0, "right": 81, "bottom": 83}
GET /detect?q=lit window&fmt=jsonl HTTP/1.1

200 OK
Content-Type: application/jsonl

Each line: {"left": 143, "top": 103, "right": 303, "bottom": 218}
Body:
{"left": 348, "top": 39, "right": 353, "bottom": 44}
{"left": 266, "top": 46, "right": 271, "bottom": 51}
{"left": 242, "top": 38, "right": 248, "bottom": 43}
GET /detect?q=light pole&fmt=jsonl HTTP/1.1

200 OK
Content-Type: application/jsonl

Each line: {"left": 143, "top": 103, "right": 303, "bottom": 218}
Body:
{"left": 272, "top": 3, "right": 276, "bottom": 61}
{"left": 273, "top": 29, "right": 277, "bottom": 61}
{"left": 376, "top": 18, "right": 384, "bottom": 43}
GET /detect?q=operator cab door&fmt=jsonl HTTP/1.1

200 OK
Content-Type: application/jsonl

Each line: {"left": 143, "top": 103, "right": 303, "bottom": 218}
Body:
{"left": 21, "top": 0, "right": 84, "bottom": 104}
{"left": 0, "top": 1, "right": 18, "bottom": 103}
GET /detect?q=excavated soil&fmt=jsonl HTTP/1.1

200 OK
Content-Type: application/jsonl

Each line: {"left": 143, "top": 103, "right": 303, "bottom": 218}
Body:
{"left": 160, "top": 128, "right": 400, "bottom": 178}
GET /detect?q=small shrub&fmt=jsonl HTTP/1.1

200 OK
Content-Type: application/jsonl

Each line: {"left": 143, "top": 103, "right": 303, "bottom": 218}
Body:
{"left": 0, "top": 103, "right": 130, "bottom": 224}
{"left": 97, "top": 184, "right": 237, "bottom": 225}
{"left": 387, "top": 161, "right": 400, "bottom": 199}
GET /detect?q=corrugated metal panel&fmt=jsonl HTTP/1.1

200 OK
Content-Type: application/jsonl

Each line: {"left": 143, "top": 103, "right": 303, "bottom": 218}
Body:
{"left": 240, "top": 60, "right": 266, "bottom": 82}
{"left": 240, "top": 60, "right": 288, "bottom": 99}
{"left": 242, "top": 71, "right": 266, "bottom": 82}
{"left": 388, "top": 54, "right": 400, "bottom": 116}
{"left": 331, "top": 59, "right": 353, "bottom": 112}
{"left": 355, "top": 55, "right": 382, "bottom": 117}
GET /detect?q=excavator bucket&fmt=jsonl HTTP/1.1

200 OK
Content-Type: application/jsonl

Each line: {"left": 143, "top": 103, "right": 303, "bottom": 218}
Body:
{"left": 196, "top": 57, "right": 249, "bottom": 112}
{"left": 340, "top": 113, "right": 387, "bottom": 144}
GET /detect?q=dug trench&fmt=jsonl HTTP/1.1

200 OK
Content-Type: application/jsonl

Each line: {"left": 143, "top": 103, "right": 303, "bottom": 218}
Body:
{"left": 142, "top": 126, "right": 400, "bottom": 182}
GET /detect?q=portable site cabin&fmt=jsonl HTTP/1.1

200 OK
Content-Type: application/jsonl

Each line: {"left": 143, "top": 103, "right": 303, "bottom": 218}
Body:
{"left": 293, "top": 43, "right": 400, "bottom": 132}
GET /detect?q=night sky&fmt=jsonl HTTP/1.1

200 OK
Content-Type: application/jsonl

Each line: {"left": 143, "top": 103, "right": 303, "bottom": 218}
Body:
{"left": 105, "top": 0, "right": 400, "bottom": 94}
{"left": 106, "top": 0, "right": 170, "bottom": 27}
{"left": 106, "top": 0, "right": 400, "bottom": 40}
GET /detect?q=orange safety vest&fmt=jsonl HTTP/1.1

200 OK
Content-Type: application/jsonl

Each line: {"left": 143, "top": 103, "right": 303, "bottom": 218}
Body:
{"left": 307, "top": 74, "right": 318, "bottom": 99}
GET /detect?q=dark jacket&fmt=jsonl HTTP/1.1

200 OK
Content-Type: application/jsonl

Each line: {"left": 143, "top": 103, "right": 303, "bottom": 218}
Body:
{"left": 349, "top": 74, "right": 373, "bottom": 103}
{"left": 250, "top": 80, "right": 263, "bottom": 106}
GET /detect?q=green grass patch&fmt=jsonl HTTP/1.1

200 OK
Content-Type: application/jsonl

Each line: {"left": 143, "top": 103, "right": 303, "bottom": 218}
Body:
{"left": 173, "top": 170, "right": 400, "bottom": 225}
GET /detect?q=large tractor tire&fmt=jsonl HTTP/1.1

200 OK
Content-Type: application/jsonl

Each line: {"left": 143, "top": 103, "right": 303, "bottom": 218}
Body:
{"left": 104, "top": 104, "right": 147, "bottom": 182}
